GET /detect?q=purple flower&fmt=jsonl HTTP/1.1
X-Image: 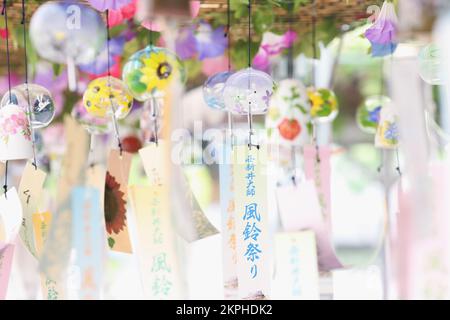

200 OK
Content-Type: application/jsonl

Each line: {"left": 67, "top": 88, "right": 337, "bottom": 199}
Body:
{"left": 262, "top": 90, "right": 273, "bottom": 107}
{"left": 87, "top": 0, "right": 132, "bottom": 12}
{"left": 195, "top": 22, "right": 227, "bottom": 60}
{"left": 384, "top": 122, "right": 398, "bottom": 141}
{"left": 365, "top": 1, "right": 398, "bottom": 57}
{"left": 176, "top": 26, "right": 197, "bottom": 60}
{"left": 365, "top": 19, "right": 397, "bottom": 45}
{"left": 78, "top": 36, "right": 125, "bottom": 75}
{"left": 252, "top": 48, "right": 270, "bottom": 72}
{"left": 261, "top": 30, "right": 297, "bottom": 55}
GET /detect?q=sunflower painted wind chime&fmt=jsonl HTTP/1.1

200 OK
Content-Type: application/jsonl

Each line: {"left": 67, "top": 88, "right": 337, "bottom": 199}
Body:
{"left": 122, "top": 21, "right": 185, "bottom": 145}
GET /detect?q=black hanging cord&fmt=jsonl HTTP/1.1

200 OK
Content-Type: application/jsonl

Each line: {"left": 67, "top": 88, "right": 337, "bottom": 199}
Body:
{"left": 310, "top": 1, "right": 320, "bottom": 163}
{"left": 146, "top": 21, "right": 159, "bottom": 146}
{"left": 287, "top": 2, "right": 294, "bottom": 79}
{"left": 224, "top": 0, "right": 234, "bottom": 147}
{"left": 3, "top": 160, "right": 7, "bottom": 198}
{"left": 377, "top": 58, "right": 384, "bottom": 173}
{"left": 2, "top": 0, "right": 11, "bottom": 102}
{"left": 151, "top": 96, "right": 158, "bottom": 146}
{"left": 21, "top": 0, "right": 38, "bottom": 170}
{"left": 105, "top": 10, "right": 123, "bottom": 155}
{"left": 311, "top": 0, "right": 317, "bottom": 87}
{"left": 226, "top": 0, "right": 231, "bottom": 72}
{"left": 247, "top": 0, "right": 257, "bottom": 150}
{"left": 2, "top": 0, "right": 10, "bottom": 197}
{"left": 389, "top": 31, "right": 401, "bottom": 176}
{"left": 247, "top": 0, "right": 251, "bottom": 69}
{"left": 148, "top": 25, "right": 153, "bottom": 47}
{"left": 287, "top": 2, "right": 296, "bottom": 184}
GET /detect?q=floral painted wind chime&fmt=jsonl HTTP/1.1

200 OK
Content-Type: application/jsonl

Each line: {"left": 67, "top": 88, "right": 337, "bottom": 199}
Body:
{"left": 0, "top": 0, "right": 56, "bottom": 194}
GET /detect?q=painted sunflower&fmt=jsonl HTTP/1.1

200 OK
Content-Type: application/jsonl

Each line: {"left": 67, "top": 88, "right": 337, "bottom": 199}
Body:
{"left": 104, "top": 171, "right": 127, "bottom": 235}
{"left": 307, "top": 88, "right": 337, "bottom": 118}
{"left": 139, "top": 51, "right": 177, "bottom": 92}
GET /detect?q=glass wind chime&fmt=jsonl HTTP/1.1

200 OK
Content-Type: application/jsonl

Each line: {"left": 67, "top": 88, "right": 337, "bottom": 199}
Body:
{"left": 0, "top": 0, "right": 56, "bottom": 194}
{"left": 122, "top": 19, "right": 185, "bottom": 145}
{"left": 82, "top": 9, "right": 134, "bottom": 156}
{"left": 359, "top": 0, "right": 401, "bottom": 175}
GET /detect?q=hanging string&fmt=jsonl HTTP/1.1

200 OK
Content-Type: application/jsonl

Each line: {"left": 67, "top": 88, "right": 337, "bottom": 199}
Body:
{"left": 246, "top": 0, "right": 257, "bottom": 150}
{"left": 310, "top": 0, "right": 320, "bottom": 163}
{"left": 151, "top": 96, "right": 159, "bottom": 146}
{"left": 2, "top": 0, "right": 11, "bottom": 102}
{"left": 21, "top": 0, "right": 38, "bottom": 170}
{"left": 311, "top": 0, "right": 317, "bottom": 87}
{"left": 377, "top": 33, "right": 401, "bottom": 175}
{"left": 287, "top": 2, "right": 294, "bottom": 79}
{"left": 224, "top": 0, "right": 234, "bottom": 147}
{"left": 377, "top": 58, "right": 384, "bottom": 173}
{"left": 2, "top": 0, "right": 10, "bottom": 198}
{"left": 287, "top": 3, "right": 296, "bottom": 185}
{"left": 390, "top": 32, "right": 401, "bottom": 176}
{"left": 105, "top": 10, "right": 123, "bottom": 155}
{"left": 146, "top": 22, "right": 160, "bottom": 146}
{"left": 226, "top": 0, "right": 232, "bottom": 72}
{"left": 148, "top": 24, "right": 153, "bottom": 46}
{"left": 247, "top": 0, "right": 251, "bottom": 70}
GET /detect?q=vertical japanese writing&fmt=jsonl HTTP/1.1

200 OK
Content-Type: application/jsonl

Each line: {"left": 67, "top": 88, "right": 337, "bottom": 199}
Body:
{"left": 32, "top": 212, "right": 61, "bottom": 300}
{"left": 71, "top": 187, "right": 103, "bottom": 300}
{"left": 289, "top": 243, "right": 301, "bottom": 296}
{"left": 149, "top": 186, "right": 173, "bottom": 298}
{"left": 220, "top": 143, "right": 238, "bottom": 297}
{"left": 314, "top": 160, "right": 326, "bottom": 218}
{"left": 242, "top": 155, "right": 262, "bottom": 279}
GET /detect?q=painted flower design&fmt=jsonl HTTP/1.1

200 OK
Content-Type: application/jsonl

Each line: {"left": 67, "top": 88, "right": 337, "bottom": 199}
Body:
{"left": 383, "top": 121, "right": 398, "bottom": 142}
{"left": 368, "top": 105, "right": 382, "bottom": 123}
{"left": 233, "top": 94, "right": 245, "bottom": 114}
{"left": 140, "top": 51, "right": 177, "bottom": 92}
{"left": 0, "top": 111, "right": 31, "bottom": 144}
{"left": 307, "top": 88, "right": 338, "bottom": 118}
{"left": 262, "top": 90, "right": 273, "bottom": 107}
{"left": 104, "top": 171, "right": 127, "bottom": 236}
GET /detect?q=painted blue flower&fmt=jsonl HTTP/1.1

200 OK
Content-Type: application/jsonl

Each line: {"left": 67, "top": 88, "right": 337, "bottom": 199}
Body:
{"left": 384, "top": 122, "right": 398, "bottom": 141}
{"left": 370, "top": 41, "right": 397, "bottom": 57}
{"left": 368, "top": 105, "right": 382, "bottom": 123}
{"left": 262, "top": 90, "right": 273, "bottom": 107}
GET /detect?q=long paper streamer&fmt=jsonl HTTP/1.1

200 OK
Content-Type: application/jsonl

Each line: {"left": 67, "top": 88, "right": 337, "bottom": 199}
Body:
{"left": 0, "top": 187, "right": 23, "bottom": 300}
{"left": 273, "top": 231, "right": 320, "bottom": 300}
{"left": 276, "top": 181, "right": 342, "bottom": 271}
{"left": 32, "top": 212, "right": 63, "bottom": 300}
{"left": 232, "top": 145, "right": 270, "bottom": 299}
{"left": 129, "top": 185, "right": 181, "bottom": 299}
{"left": 71, "top": 187, "right": 104, "bottom": 300}
{"left": 303, "top": 145, "right": 332, "bottom": 230}
{"left": 40, "top": 116, "right": 89, "bottom": 281}
{"left": 105, "top": 150, "right": 133, "bottom": 252}
{"left": 219, "top": 142, "right": 238, "bottom": 298}
{"left": 0, "top": 244, "right": 14, "bottom": 300}
{"left": 18, "top": 162, "right": 46, "bottom": 257}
